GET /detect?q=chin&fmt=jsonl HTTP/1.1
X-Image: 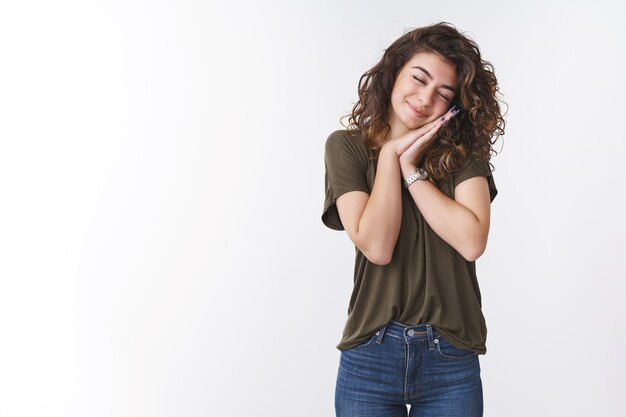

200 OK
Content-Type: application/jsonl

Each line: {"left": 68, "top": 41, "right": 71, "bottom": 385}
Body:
{"left": 409, "top": 120, "right": 428, "bottom": 129}
{"left": 405, "top": 114, "right": 432, "bottom": 129}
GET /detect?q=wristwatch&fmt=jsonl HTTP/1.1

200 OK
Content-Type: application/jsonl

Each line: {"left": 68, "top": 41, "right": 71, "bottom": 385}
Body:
{"left": 403, "top": 167, "right": 429, "bottom": 188}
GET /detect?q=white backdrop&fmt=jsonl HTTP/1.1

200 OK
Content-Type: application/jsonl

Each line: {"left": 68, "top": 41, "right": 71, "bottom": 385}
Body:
{"left": 1, "top": 1, "right": 625, "bottom": 416}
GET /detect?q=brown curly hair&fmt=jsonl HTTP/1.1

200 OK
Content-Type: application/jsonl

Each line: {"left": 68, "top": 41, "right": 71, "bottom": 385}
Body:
{"left": 341, "top": 21, "right": 507, "bottom": 181}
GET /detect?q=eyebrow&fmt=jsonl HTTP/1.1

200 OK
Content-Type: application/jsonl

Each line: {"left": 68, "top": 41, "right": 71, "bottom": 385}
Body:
{"left": 411, "top": 66, "right": 456, "bottom": 93}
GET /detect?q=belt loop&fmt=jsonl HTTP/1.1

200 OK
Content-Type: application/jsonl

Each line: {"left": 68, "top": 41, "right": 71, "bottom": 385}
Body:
{"left": 375, "top": 323, "right": 387, "bottom": 344}
{"left": 426, "top": 324, "right": 435, "bottom": 350}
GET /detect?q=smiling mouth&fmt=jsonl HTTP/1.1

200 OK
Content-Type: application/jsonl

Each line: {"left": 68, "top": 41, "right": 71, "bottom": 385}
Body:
{"left": 407, "top": 102, "right": 427, "bottom": 117}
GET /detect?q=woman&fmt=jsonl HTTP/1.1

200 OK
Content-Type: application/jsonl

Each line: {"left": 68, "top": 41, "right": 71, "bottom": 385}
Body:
{"left": 321, "top": 22, "right": 506, "bottom": 417}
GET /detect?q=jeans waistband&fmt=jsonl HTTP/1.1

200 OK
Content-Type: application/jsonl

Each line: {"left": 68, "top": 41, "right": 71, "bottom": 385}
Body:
{"left": 372, "top": 320, "right": 440, "bottom": 350}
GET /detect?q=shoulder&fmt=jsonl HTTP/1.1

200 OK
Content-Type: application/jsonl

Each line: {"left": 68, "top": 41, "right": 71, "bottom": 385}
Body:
{"left": 325, "top": 129, "right": 365, "bottom": 151}
{"left": 324, "top": 129, "right": 371, "bottom": 162}
{"left": 453, "top": 153, "right": 492, "bottom": 184}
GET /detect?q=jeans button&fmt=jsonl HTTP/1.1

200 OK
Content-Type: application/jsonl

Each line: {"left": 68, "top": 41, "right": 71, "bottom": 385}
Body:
{"left": 408, "top": 329, "right": 415, "bottom": 336}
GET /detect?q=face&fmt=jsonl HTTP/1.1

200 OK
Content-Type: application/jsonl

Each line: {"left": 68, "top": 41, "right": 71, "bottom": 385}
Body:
{"left": 387, "top": 51, "right": 458, "bottom": 138}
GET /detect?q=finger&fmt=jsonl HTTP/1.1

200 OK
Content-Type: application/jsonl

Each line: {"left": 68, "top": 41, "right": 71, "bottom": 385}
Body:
{"left": 420, "top": 116, "right": 447, "bottom": 137}
{"left": 406, "top": 107, "right": 459, "bottom": 143}
{"left": 406, "top": 123, "right": 443, "bottom": 152}
{"left": 414, "top": 116, "right": 445, "bottom": 137}
{"left": 422, "top": 116, "right": 451, "bottom": 142}
{"left": 439, "top": 108, "right": 461, "bottom": 128}
{"left": 422, "top": 107, "right": 459, "bottom": 133}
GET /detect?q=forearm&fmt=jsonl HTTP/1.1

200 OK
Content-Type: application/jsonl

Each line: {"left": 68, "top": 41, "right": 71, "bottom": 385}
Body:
{"left": 357, "top": 147, "right": 403, "bottom": 264}
{"left": 402, "top": 168, "right": 488, "bottom": 261}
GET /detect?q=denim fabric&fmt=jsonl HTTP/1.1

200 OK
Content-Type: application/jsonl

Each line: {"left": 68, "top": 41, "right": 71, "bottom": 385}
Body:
{"left": 335, "top": 321, "right": 483, "bottom": 417}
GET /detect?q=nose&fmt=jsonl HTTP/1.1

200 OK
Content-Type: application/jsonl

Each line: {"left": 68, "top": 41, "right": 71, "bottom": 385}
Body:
{"left": 417, "top": 90, "right": 435, "bottom": 107}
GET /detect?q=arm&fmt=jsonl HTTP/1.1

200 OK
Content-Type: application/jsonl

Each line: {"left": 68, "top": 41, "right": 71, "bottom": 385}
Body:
{"left": 400, "top": 164, "right": 491, "bottom": 261}
{"left": 336, "top": 146, "right": 402, "bottom": 265}
{"left": 333, "top": 117, "right": 452, "bottom": 265}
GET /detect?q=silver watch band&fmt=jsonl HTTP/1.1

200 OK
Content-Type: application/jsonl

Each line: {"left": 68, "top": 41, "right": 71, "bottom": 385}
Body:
{"left": 403, "top": 167, "right": 429, "bottom": 188}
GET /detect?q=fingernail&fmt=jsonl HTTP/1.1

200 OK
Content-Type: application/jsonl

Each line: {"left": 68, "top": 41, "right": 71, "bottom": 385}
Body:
{"left": 449, "top": 104, "right": 457, "bottom": 113}
{"left": 440, "top": 110, "right": 460, "bottom": 127}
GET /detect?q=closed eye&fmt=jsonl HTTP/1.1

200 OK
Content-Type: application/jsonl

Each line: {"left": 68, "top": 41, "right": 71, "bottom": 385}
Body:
{"left": 413, "top": 76, "right": 451, "bottom": 102}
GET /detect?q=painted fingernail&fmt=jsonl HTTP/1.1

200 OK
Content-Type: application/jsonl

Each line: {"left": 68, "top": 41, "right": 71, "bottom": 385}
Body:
{"left": 449, "top": 104, "right": 457, "bottom": 113}
{"left": 440, "top": 110, "right": 460, "bottom": 127}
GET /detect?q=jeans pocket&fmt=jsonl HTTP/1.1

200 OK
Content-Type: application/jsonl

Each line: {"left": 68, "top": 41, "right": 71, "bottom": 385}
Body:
{"left": 434, "top": 334, "right": 477, "bottom": 360}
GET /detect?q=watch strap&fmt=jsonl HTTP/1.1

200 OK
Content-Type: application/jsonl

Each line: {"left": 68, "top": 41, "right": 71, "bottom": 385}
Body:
{"left": 403, "top": 167, "right": 428, "bottom": 188}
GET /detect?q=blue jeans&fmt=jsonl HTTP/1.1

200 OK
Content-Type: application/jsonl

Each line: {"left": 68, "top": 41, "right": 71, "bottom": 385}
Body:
{"left": 335, "top": 321, "right": 483, "bottom": 417}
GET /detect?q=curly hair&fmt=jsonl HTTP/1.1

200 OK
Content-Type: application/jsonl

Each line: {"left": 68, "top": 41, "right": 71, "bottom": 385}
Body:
{"left": 341, "top": 21, "right": 507, "bottom": 181}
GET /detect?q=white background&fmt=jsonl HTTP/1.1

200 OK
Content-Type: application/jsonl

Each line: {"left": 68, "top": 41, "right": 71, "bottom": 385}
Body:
{"left": 1, "top": 1, "right": 625, "bottom": 416}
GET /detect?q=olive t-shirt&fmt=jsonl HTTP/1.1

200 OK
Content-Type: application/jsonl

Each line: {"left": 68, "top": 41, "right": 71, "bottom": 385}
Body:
{"left": 322, "top": 129, "right": 498, "bottom": 354}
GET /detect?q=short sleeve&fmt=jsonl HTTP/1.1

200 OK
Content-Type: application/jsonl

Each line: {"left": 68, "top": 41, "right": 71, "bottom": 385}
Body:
{"left": 321, "top": 130, "right": 371, "bottom": 230}
{"left": 453, "top": 154, "right": 498, "bottom": 203}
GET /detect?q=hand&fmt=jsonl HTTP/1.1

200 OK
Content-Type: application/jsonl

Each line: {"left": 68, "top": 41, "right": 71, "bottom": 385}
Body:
{"left": 381, "top": 116, "right": 441, "bottom": 158}
{"left": 398, "top": 107, "right": 460, "bottom": 173}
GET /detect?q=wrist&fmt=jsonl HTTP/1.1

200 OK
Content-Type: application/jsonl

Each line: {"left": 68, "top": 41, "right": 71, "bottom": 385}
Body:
{"left": 378, "top": 145, "right": 403, "bottom": 168}
{"left": 380, "top": 142, "right": 399, "bottom": 159}
{"left": 400, "top": 162, "right": 417, "bottom": 179}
